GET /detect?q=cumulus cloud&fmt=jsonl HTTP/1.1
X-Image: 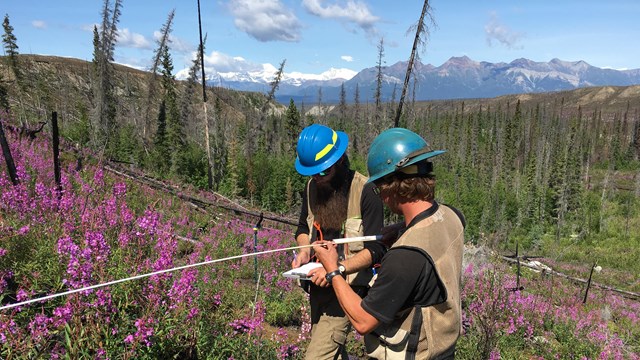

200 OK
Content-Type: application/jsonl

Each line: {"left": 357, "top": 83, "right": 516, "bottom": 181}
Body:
{"left": 341, "top": 55, "right": 353, "bottom": 62}
{"left": 228, "top": 0, "right": 302, "bottom": 42}
{"left": 302, "top": 0, "right": 380, "bottom": 37}
{"left": 203, "top": 51, "right": 263, "bottom": 73}
{"left": 31, "top": 20, "right": 47, "bottom": 29}
{"left": 117, "top": 28, "right": 152, "bottom": 49}
{"left": 485, "top": 12, "right": 524, "bottom": 50}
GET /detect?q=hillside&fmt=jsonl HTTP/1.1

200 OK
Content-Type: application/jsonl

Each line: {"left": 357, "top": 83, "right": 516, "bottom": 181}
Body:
{"left": 2, "top": 54, "right": 640, "bottom": 135}
{"left": 0, "top": 54, "right": 283, "bottom": 146}
{"left": 412, "top": 84, "right": 640, "bottom": 121}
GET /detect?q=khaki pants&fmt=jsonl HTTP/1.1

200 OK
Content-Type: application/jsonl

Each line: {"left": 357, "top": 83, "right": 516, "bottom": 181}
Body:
{"left": 305, "top": 313, "right": 350, "bottom": 360}
{"left": 305, "top": 285, "right": 367, "bottom": 360}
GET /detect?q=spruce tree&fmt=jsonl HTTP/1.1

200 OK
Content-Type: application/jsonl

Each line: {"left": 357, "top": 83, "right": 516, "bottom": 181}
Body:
{"left": 144, "top": 9, "right": 174, "bottom": 139}
{"left": 2, "top": 14, "right": 20, "bottom": 80}
{"left": 284, "top": 98, "right": 300, "bottom": 154}
{"left": 338, "top": 82, "right": 347, "bottom": 130}
{"left": 153, "top": 100, "right": 169, "bottom": 173}
{"left": 159, "top": 44, "right": 184, "bottom": 174}
{"left": 353, "top": 83, "right": 364, "bottom": 152}
{"left": 374, "top": 37, "right": 384, "bottom": 125}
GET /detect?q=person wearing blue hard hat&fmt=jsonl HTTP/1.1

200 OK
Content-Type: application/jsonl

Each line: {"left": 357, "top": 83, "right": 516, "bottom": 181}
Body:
{"left": 292, "top": 124, "right": 386, "bottom": 360}
{"left": 313, "top": 128, "right": 466, "bottom": 360}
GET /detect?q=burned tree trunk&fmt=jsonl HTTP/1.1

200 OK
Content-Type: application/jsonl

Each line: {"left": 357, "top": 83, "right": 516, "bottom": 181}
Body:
{"left": 0, "top": 119, "right": 18, "bottom": 185}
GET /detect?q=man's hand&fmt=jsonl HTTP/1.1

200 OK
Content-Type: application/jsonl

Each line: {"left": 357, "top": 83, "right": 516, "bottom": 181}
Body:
{"left": 308, "top": 267, "right": 329, "bottom": 287}
{"left": 312, "top": 240, "right": 339, "bottom": 272}
{"left": 291, "top": 250, "right": 310, "bottom": 268}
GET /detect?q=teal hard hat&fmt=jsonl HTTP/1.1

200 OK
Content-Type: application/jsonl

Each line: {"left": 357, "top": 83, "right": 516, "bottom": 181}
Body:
{"left": 295, "top": 124, "right": 349, "bottom": 176}
{"left": 366, "top": 128, "right": 445, "bottom": 183}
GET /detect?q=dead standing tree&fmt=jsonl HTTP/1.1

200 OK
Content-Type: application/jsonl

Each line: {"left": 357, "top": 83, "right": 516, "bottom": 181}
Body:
{"left": 143, "top": 10, "right": 175, "bottom": 143}
{"left": 393, "top": 0, "right": 435, "bottom": 128}
{"left": 0, "top": 118, "right": 18, "bottom": 185}
{"left": 196, "top": 0, "right": 214, "bottom": 189}
{"left": 91, "top": 0, "right": 122, "bottom": 151}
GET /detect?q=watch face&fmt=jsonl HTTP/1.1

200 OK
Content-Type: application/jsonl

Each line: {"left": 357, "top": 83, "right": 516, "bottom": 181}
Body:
{"left": 338, "top": 265, "right": 346, "bottom": 274}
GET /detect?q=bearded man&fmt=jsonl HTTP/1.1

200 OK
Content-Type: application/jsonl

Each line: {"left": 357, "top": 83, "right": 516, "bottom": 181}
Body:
{"left": 292, "top": 124, "right": 385, "bottom": 360}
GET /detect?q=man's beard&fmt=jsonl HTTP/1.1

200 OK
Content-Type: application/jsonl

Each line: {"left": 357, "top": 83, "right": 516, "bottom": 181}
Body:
{"left": 313, "top": 165, "right": 350, "bottom": 234}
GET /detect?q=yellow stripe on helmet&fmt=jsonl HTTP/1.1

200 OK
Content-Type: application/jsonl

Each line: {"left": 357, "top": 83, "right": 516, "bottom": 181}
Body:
{"left": 315, "top": 130, "right": 338, "bottom": 161}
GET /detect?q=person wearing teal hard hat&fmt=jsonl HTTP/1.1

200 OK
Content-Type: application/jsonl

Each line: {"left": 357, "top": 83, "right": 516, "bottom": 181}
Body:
{"left": 292, "top": 124, "right": 386, "bottom": 360}
{"left": 313, "top": 128, "right": 465, "bottom": 360}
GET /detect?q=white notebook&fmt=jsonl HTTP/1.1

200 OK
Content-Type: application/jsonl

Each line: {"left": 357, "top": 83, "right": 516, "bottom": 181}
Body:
{"left": 282, "top": 262, "right": 324, "bottom": 280}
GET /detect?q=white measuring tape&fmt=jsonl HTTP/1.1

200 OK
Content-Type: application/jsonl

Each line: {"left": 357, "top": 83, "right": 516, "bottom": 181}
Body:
{"left": 0, "top": 235, "right": 381, "bottom": 311}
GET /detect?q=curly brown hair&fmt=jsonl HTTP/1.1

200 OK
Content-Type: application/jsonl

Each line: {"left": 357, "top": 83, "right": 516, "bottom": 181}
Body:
{"left": 376, "top": 174, "right": 436, "bottom": 203}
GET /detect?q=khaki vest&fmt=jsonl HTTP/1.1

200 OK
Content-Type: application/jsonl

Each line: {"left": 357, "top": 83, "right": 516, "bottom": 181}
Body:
{"left": 306, "top": 171, "right": 373, "bottom": 286}
{"left": 365, "top": 204, "right": 464, "bottom": 360}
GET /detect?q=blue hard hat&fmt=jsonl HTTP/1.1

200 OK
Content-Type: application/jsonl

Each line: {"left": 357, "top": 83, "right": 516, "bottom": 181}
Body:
{"left": 367, "top": 128, "right": 445, "bottom": 183}
{"left": 295, "top": 124, "right": 349, "bottom": 176}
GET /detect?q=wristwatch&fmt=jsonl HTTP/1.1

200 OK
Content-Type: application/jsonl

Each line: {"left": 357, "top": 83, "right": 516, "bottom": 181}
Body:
{"left": 325, "top": 269, "right": 342, "bottom": 283}
{"left": 337, "top": 263, "right": 346, "bottom": 275}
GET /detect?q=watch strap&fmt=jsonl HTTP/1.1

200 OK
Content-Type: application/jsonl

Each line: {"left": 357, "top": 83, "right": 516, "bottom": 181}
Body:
{"left": 325, "top": 269, "right": 342, "bottom": 283}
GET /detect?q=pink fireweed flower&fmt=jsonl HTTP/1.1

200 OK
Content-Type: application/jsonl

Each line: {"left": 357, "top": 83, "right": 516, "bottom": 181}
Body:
{"left": 17, "top": 225, "right": 30, "bottom": 235}
{"left": 229, "top": 301, "right": 265, "bottom": 336}
{"left": 113, "top": 182, "right": 127, "bottom": 197}
{"left": 28, "top": 314, "right": 52, "bottom": 342}
{"left": 125, "top": 317, "right": 156, "bottom": 347}
{"left": 168, "top": 269, "right": 199, "bottom": 310}
{"left": 52, "top": 304, "right": 73, "bottom": 327}
{"left": 120, "top": 204, "right": 135, "bottom": 224}
{"left": 16, "top": 289, "right": 29, "bottom": 301}
{"left": 93, "top": 168, "right": 105, "bottom": 187}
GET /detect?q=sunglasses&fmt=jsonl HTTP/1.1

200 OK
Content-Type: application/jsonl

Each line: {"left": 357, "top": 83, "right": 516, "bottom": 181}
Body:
{"left": 313, "top": 164, "right": 335, "bottom": 178}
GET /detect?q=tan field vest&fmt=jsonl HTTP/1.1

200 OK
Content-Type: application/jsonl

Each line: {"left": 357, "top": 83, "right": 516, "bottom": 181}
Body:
{"left": 306, "top": 171, "right": 373, "bottom": 286}
{"left": 364, "top": 204, "right": 464, "bottom": 360}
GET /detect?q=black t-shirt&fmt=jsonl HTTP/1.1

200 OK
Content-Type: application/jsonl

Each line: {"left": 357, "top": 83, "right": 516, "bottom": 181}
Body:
{"left": 294, "top": 171, "right": 386, "bottom": 264}
{"left": 361, "top": 247, "right": 445, "bottom": 323}
{"left": 361, "top": 202, "right": 464, "bottom": 324}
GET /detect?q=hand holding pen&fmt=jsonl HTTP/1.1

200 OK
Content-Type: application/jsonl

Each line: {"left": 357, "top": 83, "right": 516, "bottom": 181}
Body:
{"left": 291, "top": 249, "right": 310, "bottom": 268}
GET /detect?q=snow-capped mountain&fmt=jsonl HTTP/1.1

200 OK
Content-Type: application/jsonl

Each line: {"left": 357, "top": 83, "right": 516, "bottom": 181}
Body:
{"left": 198, "top": 63, "right": 357, "bottom": 95}
{"left": 201, "top": 56, "right": 640, "bottom": 104}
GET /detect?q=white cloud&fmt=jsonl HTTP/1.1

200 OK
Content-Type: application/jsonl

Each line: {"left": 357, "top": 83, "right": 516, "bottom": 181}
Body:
{"left": 341, "top": 55, "right": 353, "bottom": 62}
{"left": 117, "top": 28, "right": 152, "bottom": 49}
{"left": 81, "top": 23, "right": 98, "bottom": 32}
{"left": 203, "top": 51, "right": 263, "bottom": 73}
{"left": 302, "top": 0, "right": 380, "bottom": 37}
{"left": 485, "top": 12, "right": 524, "bottom": 50}
{"left": 228, "top": 0, "right": 302, "bottom": 42}
{"left": 31, "top": 20, "right": 47, "bottom": 29}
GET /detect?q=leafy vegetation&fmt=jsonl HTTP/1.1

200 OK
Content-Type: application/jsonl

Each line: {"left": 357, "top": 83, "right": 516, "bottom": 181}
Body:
{"left": 0, "top": 119, "right": 638, "bottom": 358}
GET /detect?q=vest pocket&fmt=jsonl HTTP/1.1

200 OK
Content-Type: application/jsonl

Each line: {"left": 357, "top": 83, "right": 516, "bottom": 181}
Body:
{"left": 364, "top": 328, "right": 410, "bottom": 359}
{"left": 343, "top": 217, "right": 364, "bottom": 250}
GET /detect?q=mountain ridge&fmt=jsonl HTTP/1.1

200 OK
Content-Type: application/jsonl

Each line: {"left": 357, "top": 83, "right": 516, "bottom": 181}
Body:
{"left": 204, "top": 56, "right": 640, "bottom": 104}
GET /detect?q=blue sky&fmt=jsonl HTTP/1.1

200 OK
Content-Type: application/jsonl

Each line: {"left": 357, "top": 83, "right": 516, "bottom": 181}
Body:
{"left": 4, "top": 0, "right": 640, "bottom": 79}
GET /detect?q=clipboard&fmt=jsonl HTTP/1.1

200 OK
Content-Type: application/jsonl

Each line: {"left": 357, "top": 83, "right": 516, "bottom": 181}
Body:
{"left": 282, "top": 262, "right": 323, "bottom": 280}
